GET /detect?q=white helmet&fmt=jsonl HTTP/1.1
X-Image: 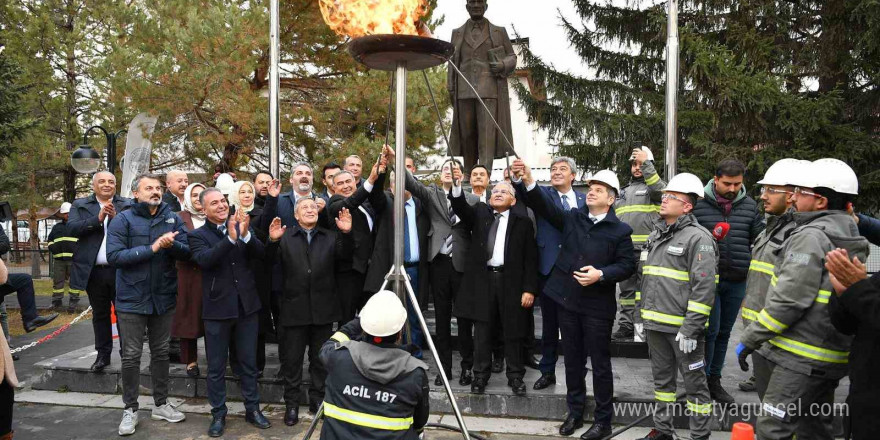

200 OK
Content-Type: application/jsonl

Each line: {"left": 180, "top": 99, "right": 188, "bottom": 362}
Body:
{"left": 630, "top": 146, "right": 655, "bottom": 162}
{"left": 757, "top": 158, "right": 800, "bottom": 186}
{"left": 215, "top": 173, "right": 235, "bottom": 196}
{"left": 58, "top": 202, "right": 72, "bottom": 214}
{"left": 663, "top": 173, "right": 705, "bottom": 199}
{"left": 812, "top": 158, "right": 858, "bottom": 195}
{"left": 360, "top": 290, "right": 408, "bottom": 337}
{"left": 586, "top": 170, "right": 621, "bottom": 194}
{"left": 781, "top": 160, "right": 817, "bottom": 189}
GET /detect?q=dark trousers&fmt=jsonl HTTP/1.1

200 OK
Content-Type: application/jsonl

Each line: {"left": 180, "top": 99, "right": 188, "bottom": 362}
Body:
{"left": 279, "top": 324, "right": 333, "bottom": 408}
{"left": 402, "top": 266, "right": 425, "bottom": 355}
{"left": 0, "top": 273, "right": 38, "bottom": 323}
{"left": 85, "top": 266, "right": 117, "bottom": 360}
{"left": 430, "top": 254, "right": 472, "bottom": 376}
{"left": 706, "top": 280, "right": 747, "bottom": 376}
{"left": 457, "top": 98, "right": 498, "bottom": 171}
{"left": 230, "top": 332, "right": 266, "bottom": 373}
{"left": 180, "top": 337, "right": 198, "bottom": 365}
{"left": 474, "top": 271, "right": 525, "bottom": 382}
{"left": 538, "top": 277, "right": 562, "bottom": 375}
{"left": 205, "top": 311, "right": 260, "bottom": 416}
{"left": 0, "top": 378, "right": 12, "bottom": 436}
{"left": 559, "top": 306, "right": 614, "bottom": 424}
{"left": 337, "top": 270, "right": 366, "bottom": 323}
{"left": 51, "top": 259, "right": 74, "bottom": 302}
{"left": 118, "top": 308, "right": 174, "bottom": 411}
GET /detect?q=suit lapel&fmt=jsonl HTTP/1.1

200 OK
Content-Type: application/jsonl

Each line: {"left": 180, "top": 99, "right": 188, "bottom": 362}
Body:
{"left": 436, "top": 190, "right": 452, "bottom": 226}
{"left": 577, "top": 192, "right": 586, "bottom": 209}
{"left": 503, "top": 212, "right": 515, "bottom": 261}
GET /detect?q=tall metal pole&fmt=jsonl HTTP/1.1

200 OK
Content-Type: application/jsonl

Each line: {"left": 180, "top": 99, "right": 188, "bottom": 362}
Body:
{"left": 664, "top": 0, "right": 679, "bottom": 180}
{"left": 393, "top": 62, "right": 408, "bottom": 300}
{"left": 269, "top": 0, "right": 281, "bottom": 178}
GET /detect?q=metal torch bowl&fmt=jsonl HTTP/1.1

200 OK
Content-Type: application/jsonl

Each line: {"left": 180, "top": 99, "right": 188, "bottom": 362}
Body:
{"left": 348, "top": 34, "right": 454, "bottom": 71}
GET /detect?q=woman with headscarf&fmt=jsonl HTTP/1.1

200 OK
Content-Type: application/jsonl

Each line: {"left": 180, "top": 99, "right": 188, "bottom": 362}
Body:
{"left": 172, "top": 183, "right": 207, "bottom": 377}
{"left": 228, "top": 179, "right": 274, "bottom": 375}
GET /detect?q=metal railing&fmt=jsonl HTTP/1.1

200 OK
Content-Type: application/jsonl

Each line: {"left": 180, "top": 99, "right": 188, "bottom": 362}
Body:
{"left": 3, "top": 249, "right": 53, "bottom": 279}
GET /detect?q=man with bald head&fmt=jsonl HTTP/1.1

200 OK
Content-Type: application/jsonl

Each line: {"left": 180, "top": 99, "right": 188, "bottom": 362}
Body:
{"left": 69, "top": 171, "right": 132, "bottom": 372}
{"left": 163, "top": 170, "right": 189, "bottom": 212}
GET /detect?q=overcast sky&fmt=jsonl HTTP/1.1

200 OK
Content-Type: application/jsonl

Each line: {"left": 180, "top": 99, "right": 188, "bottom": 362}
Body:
{"left": 433, "top": 0, "right": 589, "bottom": 75}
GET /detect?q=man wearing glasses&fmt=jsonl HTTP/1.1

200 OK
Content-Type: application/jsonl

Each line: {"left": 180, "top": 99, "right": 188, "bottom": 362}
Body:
{"left": 636, "top": 173, "right": 717, "bottom": 440}
{"left": 737, "top": 159, "right": 807, "bottom": 396}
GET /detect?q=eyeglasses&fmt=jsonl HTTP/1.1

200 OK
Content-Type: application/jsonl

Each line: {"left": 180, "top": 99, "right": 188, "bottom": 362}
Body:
{"left": 661, "top": 193, "right": 691, "bottom": 205}
{"left": 795, "top": 187, "right": 824, "bottom": 198}
{"left": 760, "top": 187, "right": 792, "bottom": 196}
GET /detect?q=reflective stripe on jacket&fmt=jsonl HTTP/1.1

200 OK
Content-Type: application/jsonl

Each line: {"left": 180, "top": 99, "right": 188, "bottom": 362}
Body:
{"left": 741, "top": 209, "right": 796, "bottom": 328}
{"left": 615, "top": 161, "right": 665, "bottom": 250}
{"left": 47, "top": 221, "right": 77, "bottom": 261}
{"left": 741, "top": 210, "right": 869, "bottom": 379}
{"left": 638, "top": 213, "right": 718, "bottom": 338}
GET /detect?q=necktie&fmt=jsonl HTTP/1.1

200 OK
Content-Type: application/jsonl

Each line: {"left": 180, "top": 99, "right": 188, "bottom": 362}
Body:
{"left": 404, "top": 210, "right": 412, "bottom": 263}
{"left": 561, "top": 194, "right": 571, "bottom": 211}
{"left": 486, "top": 212, "right": 502, "bottom": 258}
{"left": 306, "top": 229, "right": 313, "bottom": 245}
{"left": 218, "top": 224, "right": 227, "bottom": 236}
{"left": 442, "top": 200, "right": 456, "bottom": 255}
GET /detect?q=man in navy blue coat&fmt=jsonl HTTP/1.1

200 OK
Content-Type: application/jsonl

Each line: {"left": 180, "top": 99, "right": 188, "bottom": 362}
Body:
{"left": 189, "top": 187, "right": 270, "bottom": 437}
{"left": 513, "top": 160, "right": 636, "bottom": 440}
{"left": 512, "top": 156, "right": 585, "bottom": 389}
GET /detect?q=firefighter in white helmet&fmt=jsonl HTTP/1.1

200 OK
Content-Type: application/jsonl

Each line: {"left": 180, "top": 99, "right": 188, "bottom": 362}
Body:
{"left": 319, "top": 290, "right": 430, "bottom": 440}
{"left": 737, "top": 158, "right": 868, "bottom": 440}
{"left": 613, "top": 146, "right": 666, "bottom": 341}
{"left": 737, "top": 159, "right": 808, "bottom": 396}
{"left": 636, "top": 173, "right": 718, "bottom": 440}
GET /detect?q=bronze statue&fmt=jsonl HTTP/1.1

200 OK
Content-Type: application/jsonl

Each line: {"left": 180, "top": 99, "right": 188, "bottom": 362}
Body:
{"left": 448, "top": 0, "right": 517, "bottom": 173}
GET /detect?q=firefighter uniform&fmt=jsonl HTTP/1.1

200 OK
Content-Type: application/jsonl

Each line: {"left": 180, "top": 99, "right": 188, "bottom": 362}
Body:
{"left": 47, "top": 218, "right": 77, "bottom": 307}
{"left": 740, "top": 210, "right": 868, "bottom": 440}
{"left": 319, "top": 293, "right": 430, "bottom": 440}
{"left": 615, "top": 158, "right": 665, "bottom": 335}
{"left": 640, "top": 213, "right": 718, "bottom": 439}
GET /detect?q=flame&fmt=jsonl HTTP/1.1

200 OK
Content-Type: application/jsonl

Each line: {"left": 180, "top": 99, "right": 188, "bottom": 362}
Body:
{"left": 319, "top": 0, "right": 429, "bottom": 38}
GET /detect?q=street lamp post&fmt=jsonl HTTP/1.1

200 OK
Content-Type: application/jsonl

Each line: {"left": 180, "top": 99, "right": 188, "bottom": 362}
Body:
{"left": 70, "top": 126, "right": 126, "bottom": 174}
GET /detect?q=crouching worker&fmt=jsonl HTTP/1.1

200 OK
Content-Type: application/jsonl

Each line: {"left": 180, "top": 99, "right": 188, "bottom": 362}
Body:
{"left": 320, "top": 290, "right": 429, "bottom": 440}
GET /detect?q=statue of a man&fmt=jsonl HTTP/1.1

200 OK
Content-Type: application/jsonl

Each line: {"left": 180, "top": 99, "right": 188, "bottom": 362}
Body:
{"left": 448, "top": 0, "right": 517, "bottom": 173}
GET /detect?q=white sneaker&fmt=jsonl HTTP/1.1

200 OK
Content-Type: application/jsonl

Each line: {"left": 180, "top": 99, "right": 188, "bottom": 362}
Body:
{"left": 151, "top": 403, "right": 186, "bottom": 423}
{"left": 118, "top": 409, "right": 138, "bottom": 436}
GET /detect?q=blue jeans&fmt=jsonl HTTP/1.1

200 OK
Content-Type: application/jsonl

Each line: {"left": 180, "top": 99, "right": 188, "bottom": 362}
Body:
{"left": 705, "top": 280, "right": 747, "bottom": 376}
{"left": 404, "top": 266, "right": 425, "bottom": 358}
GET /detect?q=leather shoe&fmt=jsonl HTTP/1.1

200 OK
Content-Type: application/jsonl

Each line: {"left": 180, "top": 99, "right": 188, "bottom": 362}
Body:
{"left": 508, "top": 378, "right": 527, "bottom": 396}
{"left": 470, "top": 378, "right": 487, "bottom": 394}
{"left": 459, "top": 369, "right": 473, "bottom": 386}
{"left": 284, "top": 406, "right": 299, "bottom": 426}
{"left": 491, "top": 358, "right": 504, "bottom": 373}
{"left": 207, "top": 415, "right": 225, "bottom": 437}
{"left": 525, "top": 356, "right": 540, "bottom": 370}
{"left": 24, "top": 313, "right": 59, "bottom": 333}
{"left": 308, "top": 401, "right": 320, "bottom": 415}
{"left": 246, "top": 410, "right": 271, "bottom": 429}
{"left": 533, "top": 372, "right": 556, "bottom": 390}
{"left": 90, "top": 357, "right": 111, "bottom": 373}
{"left": 580, "top": 422, "right": 611, "bottom": 440}
{"left": 434, "top": 374, "right": 444, "bottom": 387}
{"left": 559, "top": 415, "right": 584, "bottom": 436}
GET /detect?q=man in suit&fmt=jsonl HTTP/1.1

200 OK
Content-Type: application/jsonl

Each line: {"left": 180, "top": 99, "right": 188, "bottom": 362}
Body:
{"left": 320, "top": 162, "right": 341, "bottom": 202}
{"left": 512, "top": 157, "right": 586, "bottom": 389}
{"left": 449, "top": 174, "right": 537, "bottom": 396}
{"left": 447, "top": 0, "right": 518, "bottom": 171}
{"left": 68, "top": 171, "right": 131, "bottom": 372}
{"left": 404, "top": 157, "right": 480, "bottom": 386}
{"left": 513, "top": 160, "right": 636, "bottom": 439}
{"left": 189, "top": 188, "right": 271, "bottom": 437}
{"left": 267, "top": 198, "right": 354, "bottom": 426}
{"left": 470, "top": 165, "right": 490, "bottom": 203}
{"left": 0, "top": 226, "right": 58, "bottom": 333}
{"left": 364, "top": 170, "right": 431, "bottom": 358}
{"left": 271, "top": 162, "right": 327, "bottom": 229}
{"left": 344, "top": 155, "right": 365, "bottom": 186}
{"left": 162, "top": 170, "right": 188, "bottom": 212}
{"left": 328, "top": 157, "right": 388, "bottom": 321}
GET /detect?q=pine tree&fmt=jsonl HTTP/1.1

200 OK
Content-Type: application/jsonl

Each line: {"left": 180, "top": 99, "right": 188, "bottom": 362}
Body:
{"left": 516, "top": 0, "right": 880, "bottom": 208}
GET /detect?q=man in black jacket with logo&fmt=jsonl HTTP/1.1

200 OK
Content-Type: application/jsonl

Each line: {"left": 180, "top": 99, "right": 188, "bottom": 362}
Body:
{"left": 692, "top": 159, "right": 764, "bottom": 403}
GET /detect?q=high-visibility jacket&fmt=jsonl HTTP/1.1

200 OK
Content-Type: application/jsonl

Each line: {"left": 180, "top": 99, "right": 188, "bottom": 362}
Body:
{"left": 638, "top": 213, "right": 718, "bottom": 338}
{"left": 615, "top": 160, "right": 666, "bottom": 250}
{"left": 47, "top": 221, "right": 77, "bottom": 261}
{"left": 740, "top": 209, "right": 796, "bottom": 327}
{"left": 320, "top": 320, "right": 429, "bottom": 440}
{"left": 741, "top": 210, "right": 869, "bottom": 380}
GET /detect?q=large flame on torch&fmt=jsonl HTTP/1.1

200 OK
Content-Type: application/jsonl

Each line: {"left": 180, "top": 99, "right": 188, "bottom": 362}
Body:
{"left": 319, "top": 0, "right": 429, "bottom": 38}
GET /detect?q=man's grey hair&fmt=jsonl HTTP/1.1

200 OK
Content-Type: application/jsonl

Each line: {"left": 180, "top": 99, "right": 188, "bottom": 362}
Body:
{"left": 295, "top": 195, "right": 318, "bottom": 212}
{"left": 332, "top": 170, "right": 354, "bottom": 183}
{"left": 199, "top": 187, "right": 223, "bottom": 207}
{"left": 344, "top": 155, "right": 362, "bottom": 166}
{"left": 290, "top": 161, "right": 313, "bottom": 175}
{"left": 91, "top": 171, "right": 115, "bottom": 186}
{"left": 551, "top": 156, "right": 577, "bottom": 172}
{"left": 131, "top": 173, "right": 163, "bottom": 193}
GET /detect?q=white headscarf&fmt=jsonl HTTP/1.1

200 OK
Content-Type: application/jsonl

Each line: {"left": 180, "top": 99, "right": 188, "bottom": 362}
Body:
{"left": 229, "top": 180, "right": 256, "bottom": 214}
{"left": 183, "top": 183, "right": 207, "bottom": 229}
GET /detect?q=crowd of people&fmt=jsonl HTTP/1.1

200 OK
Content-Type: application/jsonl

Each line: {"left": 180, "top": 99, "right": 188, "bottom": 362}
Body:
{"left": 2, "top": 143, "right": 879, "bottom": 440}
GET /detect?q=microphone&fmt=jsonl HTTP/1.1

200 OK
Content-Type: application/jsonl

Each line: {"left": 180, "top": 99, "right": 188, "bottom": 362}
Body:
{"left": 712, "top": 222, "right": 731, "bottom": 241}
